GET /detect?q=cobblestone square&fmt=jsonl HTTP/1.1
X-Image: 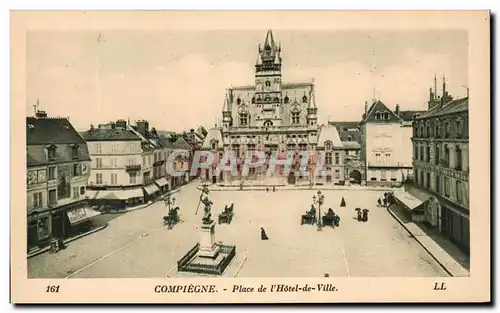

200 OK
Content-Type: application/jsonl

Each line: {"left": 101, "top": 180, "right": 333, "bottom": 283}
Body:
{"left": 28, "top": 183, "right": 448, "bottom": 278}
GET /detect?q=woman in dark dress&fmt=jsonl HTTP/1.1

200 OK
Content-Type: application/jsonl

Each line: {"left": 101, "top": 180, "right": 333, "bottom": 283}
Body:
{"left": 261, "top": 227, "right": 269, "bottom": 240}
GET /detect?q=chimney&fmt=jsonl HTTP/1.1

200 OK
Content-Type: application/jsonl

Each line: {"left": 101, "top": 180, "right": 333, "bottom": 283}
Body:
{"left": 90, "top": 124, "right": 95, "bottom": 131}
{"left": 136, "top": 120, "right": 149, "bottom": 136}
{"left": 115, "top": 119, "right": 127, "bottom": 129}
{"left": 35, "top": 110, "right": 47, "bottom": 118}
{"left": 364, "top": 101, "right": 368, "bottom": 115}
{"left": 110, "top": 122, "right": 116, "bottom": 129}
{"left": 395, "top": 104, "right": 400, "bottom": 115}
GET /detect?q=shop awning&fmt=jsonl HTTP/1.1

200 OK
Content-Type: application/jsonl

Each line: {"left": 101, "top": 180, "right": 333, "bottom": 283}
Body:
{"left": 104, "top": 189, "right": 144, "bottom": 200}
{"left": 67, "top": 207, "right": 101, "bottom": 226}
{"left": 155, "top": 177, "right": 169, "bottom": 187}
{"left": 143, "top": 184, "right": 160, "bottom": 195}
{"left": 85, "top": 190, "right": 106, "bottom": 200}
{"left": 394, "top": 191, "right": 428, "bottom": 211}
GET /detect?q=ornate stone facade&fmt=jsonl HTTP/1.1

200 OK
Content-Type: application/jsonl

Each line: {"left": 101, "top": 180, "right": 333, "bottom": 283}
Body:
{"left": 202, "top": 30, "right": 345, "bottom": 185}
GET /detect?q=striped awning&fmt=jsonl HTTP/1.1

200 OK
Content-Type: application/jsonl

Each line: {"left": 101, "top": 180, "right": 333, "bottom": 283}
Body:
{"left": 67, "top": 207, "right": 101, "bottom": 226}
{"left": 155, "top": 177, "right": 169, "bottom": 187}
{"left": 143, "top": 184, "right": 160, "bottom": 195}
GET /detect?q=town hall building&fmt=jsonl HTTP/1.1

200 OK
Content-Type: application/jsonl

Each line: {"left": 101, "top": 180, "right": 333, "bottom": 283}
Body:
{"left": 202, "top": 30, "right": 345, "bottom": 185}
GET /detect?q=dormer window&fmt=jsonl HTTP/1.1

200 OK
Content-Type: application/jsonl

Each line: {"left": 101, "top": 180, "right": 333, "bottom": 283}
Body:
{"left": 47, "top": 145, "right": 56, "bottom": 161}
{"left": 70, "top": 144, "right": 79, "bottom": 159}
{"left": 211, "top": 140, "right": 217, "bottom": 150}
{"left": 375, "top": 113, "right": 381, "bottom": 120}
{"left": 325, "top": 141, "right": 333, "bottom": 150}
{"left": 383, "top": 112, "right": 389, "bottom": 120}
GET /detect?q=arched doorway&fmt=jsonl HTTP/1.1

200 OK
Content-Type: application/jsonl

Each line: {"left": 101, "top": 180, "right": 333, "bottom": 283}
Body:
{"left": 349, "top": 170, "right": 362, "bottom": 184}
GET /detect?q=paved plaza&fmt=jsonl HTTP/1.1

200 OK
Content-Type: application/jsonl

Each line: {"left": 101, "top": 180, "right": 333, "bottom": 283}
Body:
{"left": 28, "top": 182, "right": 448, "bottom": 278}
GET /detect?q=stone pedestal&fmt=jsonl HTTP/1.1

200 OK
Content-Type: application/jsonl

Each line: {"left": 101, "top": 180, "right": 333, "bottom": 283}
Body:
{"left": 198, "top": 221, "right": 221, "bottom": 258}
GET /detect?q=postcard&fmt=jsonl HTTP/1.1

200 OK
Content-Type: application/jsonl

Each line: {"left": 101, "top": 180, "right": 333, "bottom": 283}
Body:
{"left": 11, "top": 10, "right": 490, "bottom": 303}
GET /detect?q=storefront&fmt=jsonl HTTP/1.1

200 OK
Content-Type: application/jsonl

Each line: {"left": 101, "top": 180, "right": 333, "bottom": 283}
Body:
{"left": 440, "top": 201, "right": 470, "bottom": 254}
{"left": 393, "top": 191, "right": 428, "bottom": 223}
{"left": 86, "top": 188, "right": 144, "bottom": 210}
{"left": 27, "top": 210, "right": 52, "bottom": 250}
{"left": 154, "top": 177, "right": 170, "bottom": 194}
{"left": 143, "top": 183, "right": 160, "bottom": 202}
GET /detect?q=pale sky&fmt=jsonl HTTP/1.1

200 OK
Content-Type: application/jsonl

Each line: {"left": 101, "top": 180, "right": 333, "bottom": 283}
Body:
{"left": 26, "top": 30, "right": 468, "bottom": 132}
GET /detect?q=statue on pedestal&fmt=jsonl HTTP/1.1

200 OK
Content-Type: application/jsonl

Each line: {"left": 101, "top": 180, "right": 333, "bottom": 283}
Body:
{"left": 200, "top": 193, "right": 213, "bottom": 224}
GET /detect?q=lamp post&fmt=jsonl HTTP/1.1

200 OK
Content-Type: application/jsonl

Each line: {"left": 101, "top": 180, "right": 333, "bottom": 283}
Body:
{"left": 164, "top": 195, "right": 176, "bottom": 217}
{"left": 313, "top": 190, "right": 325, "bottom": 231}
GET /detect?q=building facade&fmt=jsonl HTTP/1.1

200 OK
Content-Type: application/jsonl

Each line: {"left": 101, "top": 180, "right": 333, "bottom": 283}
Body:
{"left": 412, "top": 79, "right": 469, "bottom": 253}
{"left": 202, "top": 29, "right": 345, "bottom": 185}
{"left": 82, "top": 121, "right": 145, "bottom": 209}
{"left": 360, "top": 101, "right": 424, "bottom": 186}
{"left": 329, "top": 121, "right": 363, "bottom": 184}
{"left": 27, "top": 112, "right": 93, "bottom": 250}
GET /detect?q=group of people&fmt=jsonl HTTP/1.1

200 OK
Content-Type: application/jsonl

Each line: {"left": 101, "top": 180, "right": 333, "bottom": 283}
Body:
{"left": 303, "top": 205, "right": 341, "bottom": 227}
{"left": 377, "top": 192, "right": 395, "bottom": 208}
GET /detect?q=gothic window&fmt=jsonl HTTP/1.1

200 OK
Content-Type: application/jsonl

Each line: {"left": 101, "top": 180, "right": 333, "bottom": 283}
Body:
{"left": 284, "top": 95, "right": 289, "bottom": 103}
{"left": 325, "top": 152, "right": 332, "bottom": 165}
{"left": 264, "top": 120, "right": 273, "bottom": 127}
{"left": 292, "top": 112, "right": 300, "bottom": 124}
{"left": 251, "top": 96, "right": 256, "bottom": 104}
{"left": 237, "top": 97, "right": 241, "bottom": 105}
{"left": 265, "top": 81, "right": 271, "bottom": 87}
{"left": 265, "top": 94, "right": 271, "bottom": 102}
{"left": 325, "top": 141, "right": 333, "bottom": 151}
{"left": 302, "top": 95, "right": 308, "bottom": 103}
{"left": 240, "top": 113, "right": 249, "bottom": 126}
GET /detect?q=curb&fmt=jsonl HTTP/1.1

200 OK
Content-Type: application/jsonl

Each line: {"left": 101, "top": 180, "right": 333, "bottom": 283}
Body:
{"left": 27, "top": 223, "right": 109, "bottom": 259}
{"left": 386, "top": 206, "right": 455, "bottom": 277}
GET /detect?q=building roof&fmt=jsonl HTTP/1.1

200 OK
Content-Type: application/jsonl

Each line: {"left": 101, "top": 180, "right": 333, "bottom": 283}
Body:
{"left": 328, "top": 121, "right": 361, "bottom": 143}
{"left": 156, "top": 130, "right": 177, "bottom": 138}
{"left": 398, "top": 110, "right": 427, "bottom": 122}
{"left": 26, "top": 117, "right": 86, "bottom": 145}
{"left": 158, "top": 137, "right": 177, "bottom": 149}
{"left": 417, "top": 97, "right": 468, "bottom": 119}
{"left": 173, "top": 137, "right": 193, "bottom": 150}
{"left": 80, "top": 128, "right": 141, "bottom": 142}
{"left": 202, "top": 128, "right": 223, "bottom": 149}
{"left": 361, "top": 100, "right": 403, "bottom": 124}
{"left": 317, "top": 124, "right": 343, "bottom": 147}
{"left": 342, "top": 141, "right": 361, "bottom": 149}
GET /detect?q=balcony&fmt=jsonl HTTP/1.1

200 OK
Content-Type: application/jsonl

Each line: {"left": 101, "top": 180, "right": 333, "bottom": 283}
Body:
{"left": 125, "top": 164, "right": 142, "bottom": 172}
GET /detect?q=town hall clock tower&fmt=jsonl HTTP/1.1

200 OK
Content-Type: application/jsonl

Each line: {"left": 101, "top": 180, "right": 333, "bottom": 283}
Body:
{"left": 254, "top": 29, "right": 282, "bottom": 124}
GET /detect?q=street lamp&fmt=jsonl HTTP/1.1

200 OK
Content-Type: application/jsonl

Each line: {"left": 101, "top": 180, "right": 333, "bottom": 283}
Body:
{"left": 313, "top": 190, "right": 325, "bottom": 231}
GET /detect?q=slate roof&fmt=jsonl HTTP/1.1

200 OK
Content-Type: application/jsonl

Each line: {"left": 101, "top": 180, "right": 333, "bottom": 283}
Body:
{"left": 317, "top": 124, "right": 343, "bottom": 148}
{"left": 416, "top": 97, "right": 468, "bottom": 119}
{"left": 342, "top": 141, "right": 361, "bottom": 149}
{"left": 26, "top": 117, "right": 91, "bottom": 167}
{"left": 361, "top": 100, "right": 403, "bottom": 124}
{"left": 202, "top": 128, "right": 223, "bottom": 149}
{"left": 398, "top": 110, "right": 427, "bottom": 122}
{"left": 328, "top": 121, "right": 361, "bottom": 143}
{"left": 80, "top": 128, "right": 141, "bottom": 142}
{"left": 27, "top": 117, "right": 86, "bottom": 145}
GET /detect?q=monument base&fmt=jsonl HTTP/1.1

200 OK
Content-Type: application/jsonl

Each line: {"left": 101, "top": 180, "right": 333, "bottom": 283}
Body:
{"left": 177, "top": 220, "right": 236, "bottom": 276}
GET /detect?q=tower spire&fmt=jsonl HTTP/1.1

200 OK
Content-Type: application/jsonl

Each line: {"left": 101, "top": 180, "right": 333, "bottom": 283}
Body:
{"left": 433, "top": 73, "right": 437, "bottom": 98}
